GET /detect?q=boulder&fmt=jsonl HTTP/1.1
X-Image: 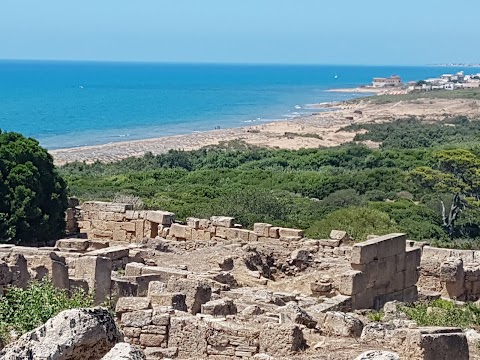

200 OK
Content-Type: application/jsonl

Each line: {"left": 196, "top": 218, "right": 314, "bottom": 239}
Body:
{"left": 101, "top": 342, "right": 146, "bottom": 359}
{"left": 1, "top": 308, "right": 121, "bottom": 360}
{"left": 354, "top": 350, "right": 400, "bottom": 360}
{"left": 318, "top": 311, "right": 364, "bottom": 337}
{"left": 280, "top": 303, "right": 317, "bottom": 329}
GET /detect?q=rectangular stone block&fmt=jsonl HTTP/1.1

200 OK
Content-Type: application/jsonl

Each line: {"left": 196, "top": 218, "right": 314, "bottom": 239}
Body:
{"left": 215, "top": 227, "right": 227, "bottom": 239}
{"left": 268, "top": 227, "right": 280, "bottom": 239}
{"left": 248, "top": 232, "right": 258, "bottom": 242}
{"left": 186, "top": 217, "right": 200, "bottom": 229}
{"left": 116, "top": 296, "right": 151, "bottom": 314}
{"left": 253, "top": 223, "right": 272, "bottom": 237}
{"left": 404, "top": 268, "right": 420, "bottom": 288}
{"left": 210, "top": 216, "right": 235, "bottom": 228}
{"left": 139, "top": 333, "right": 166, "bottom": 347}
{"left": 338, "top": 270, "right": 365, "bottom": 296}
{"left": 87, "top": 246, "right": 129, "bottom": 260}
{"left": 422, "top": 246, "right": 452, "bottom": 261}
{"left": 146, "top": 211, "right": 175, "bottom": 225}
{"left": 150, "top": 293, "right": 187, "bottom": 312}
{"left": 351, "top": 242, "right": 378, "bottom": 265}
{"left": 74, "top": 256, "right": 112, "bottom": 305}
{"left": 405, "top": 247, "right": 422, "bottom": 269}
{"left": 387, "top": 271, "right": 405, "bottom": 293}
{"left": 278, "top": 228, "right": 304, "bottom": 238}
{"left": 170, "top": 223, "right": 192, "bottom": 240}
{"left": 56, "top": 239, "right": 90, "bottom": 251}
{"left": 375, "top": 233, "right": 406, "bottom": 259}
{"left": 113, "top": 229, "right": 127, "bottom": 241}
{"left": 351, "top": 260, "right": 378, "bottom": 288}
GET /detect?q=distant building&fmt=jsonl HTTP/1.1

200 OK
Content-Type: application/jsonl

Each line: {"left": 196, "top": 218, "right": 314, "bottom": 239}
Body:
{"left": 372, "top": 75, "right": 403, "bottom": 88}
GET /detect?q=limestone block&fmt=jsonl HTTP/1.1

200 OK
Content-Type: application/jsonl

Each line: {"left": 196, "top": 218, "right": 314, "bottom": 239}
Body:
{"left": 201, "top": 298, "right": 238, "bottom": 317}
{"left": 78, "top": 221, "right": 92, "bottom": 231}
{"left": 56, "top": 239, "right": 91, "bottom": 252}
{"left": 121, "top": 310, "right": 153, "bottom": 327}
{"left": 351, "top": 242, "right": 378, "bottom": 265}
{"left": 387, "top": 271, "right": 405, "bottom": 293}
{"left": 402, "top": 327, "right": 469, "bottom": 360}
{"left": 5, "top": 253, "right": 30, "bottom": 288}
{"left": 375, "top": 233, "right": 407, "bottom": 259}
{"left": 215, "top": 226, "right": 228, "bottom": 239}
{"left": 170, "top": 223, "right": 192, "bottom": 240}
{"left": 210, "top": 216, "right": 235, "bottom": 228}
{"left": 148, "top": 281, "right": 167, "bottom": 296}
{"left": 144, "top": 348, "right": 178, "bottom": 359}
{"left": 329, "top": 230, "right": 349, "bottom": 242}
{"left": 152, "top": 313, "right": 170, "bottom": 326}
{"left": 146, "top": 211, "right": 175, "bottom": 226}
{"left": 318, "top": 311, "right": 364, "bottom": 337}
{"left": 133, "top": 220, "right": 145, "bottom": 242}
{"left": 318, "top": 239, "right": 341, "bottom": 247}
{"left": 352, "top": 290, "right": 374, "bottom": 310}
{"left": 110, "top": 278, "right": 138, "bottom": 304}
{"left": 268, "top": 227, "right": 280, "bottom": 239}
{"left": 116, "top": 297, "right": 151, "bottom": 314}
{"left": 168, "top": 315, "right": 209, "bottom": 358}
{"left": 105, "top": 203, "right": 133, "bottom": 213}
{"left": 352, "top": 260, "right": 379, "bottom": 288}
{"left": 404, "top": 268, "right": 420, "bottom": 288}
{"left": 338, "top": 270, "right": 365, "bottom": 296}
{"left": 377, "top": 255, "right": 397, "bottom": 281}
{"left": 440, "top": 258, "right": 464, "bottom": 283}
{"left": 280, "top": 303, "right": 317, "bottom": 329}
{"left": 87, "top": 246, "right": 130, "bottom": 260}
{"left": 395, "top": 252, "right": 406, "bottom": 273}
{"left": 113, "top": 229, "right": 127, "bottom": 242}
{"left": 125, "top": 262, "right": 145, "bottom": 276}
{"left": 123, "top": 327, "right": 142, "bottom": 338}
{"left": 248, "top": 232, "right": 259, "bottom": 242}
{"left": 259, "top": 324, "right": 304, "bottom": 355}
{"left": 140, "top": 265, "right": 189, "bottom": 281}
{"left": 150, "top": 293, "right": 187, "bottom": 312}
{"left": 75, "top": 256, "right": 112, "bottom": 305}
{"left": 186, "top": 217, "right": 200, "bottom": 229}
{"left": 278, "top": 228, "right": 304, "bottom": 238}
{"left": 254, "top": 223, "right": 272, "bottom": 237}
{"left": 139, "top": 333, "right": 166, "bottom": 347}
{"left": 422, "top": 246, "right": 452, "bottom": 262}
{"left": 166, "top": 277, "right": 212, "bottom": 314}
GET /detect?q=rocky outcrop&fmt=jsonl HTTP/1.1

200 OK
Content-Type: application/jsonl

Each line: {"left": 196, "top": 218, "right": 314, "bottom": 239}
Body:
{"left": 101, "top": 342, "right": 146, "bottom": 359}
{"left": 1, "top": 308, "right": 122, "bottom": 360}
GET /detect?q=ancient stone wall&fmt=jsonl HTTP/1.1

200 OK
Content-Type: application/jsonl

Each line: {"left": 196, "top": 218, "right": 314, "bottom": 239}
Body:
{"left": 337, "top": 233, "right": 421, "bottom": 310}
{"left": 115, "top": 291, "right": 304, "bottom": 359}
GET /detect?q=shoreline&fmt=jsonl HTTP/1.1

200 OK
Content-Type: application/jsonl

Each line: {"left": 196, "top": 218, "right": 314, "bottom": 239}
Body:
{"left": 50, "top": 93, "right": 480, "bottom": 165}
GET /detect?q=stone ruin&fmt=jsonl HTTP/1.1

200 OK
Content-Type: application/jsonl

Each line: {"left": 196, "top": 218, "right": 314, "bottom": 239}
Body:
{"left": 0, "top": 200, "right": 475, "bottom": 359}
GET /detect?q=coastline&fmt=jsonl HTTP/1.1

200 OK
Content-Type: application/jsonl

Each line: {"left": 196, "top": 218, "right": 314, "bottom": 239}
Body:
{"left": 49, "top": 94, "right": 480, "bottom": 165}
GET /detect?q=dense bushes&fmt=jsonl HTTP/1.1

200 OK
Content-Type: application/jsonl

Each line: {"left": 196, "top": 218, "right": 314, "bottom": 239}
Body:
{"left": 59, "top": 118, "right": 480, "bottom": 244}
{"left": 0, "top": 131, "right": 68, "bottom": 244}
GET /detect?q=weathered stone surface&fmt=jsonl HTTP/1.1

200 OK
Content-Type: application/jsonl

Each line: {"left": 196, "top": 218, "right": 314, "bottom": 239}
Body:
{"left": 280, "top": 303, "right": 317, "bottom": 329}
{"left": 121, "top": 310, "right": 153, "bottom": 327}
{"left": 259, "top": 324, "right": 304, "bottom": 355}
{"left": 116, "top": 297, "right": 151, "bottom": 314}
{"left": 75, "top": 256, "right": 112, "bottom": 305}
{"left": 318, "top": 311, "right": 364, "bottom": 338}
{"left": 101, "top": 342, "right": 146, "bottom": 360}
{"left": 354, "top": 350, "right": 400, "bottom": 360}
{"left": 56, "top": 239, "right": 90, "bottom": 251}
{"left": 330, "top": 230, "right": 349, "bottom": 242}
{"left": 168, "top": 315, "right": 208, "bottom": 358}
{"left": 210, "top": 216, "right": 235, "bottom": 228}
{"left": 166, "top": 277, "right": 211, "bottom": 314}
{"left": 201, "top": 298, "right": 237, "bottom": 316}
{"left": 1, "top": 308, "right": 121, "bottom": 360}
{"left": 145, "top": 210, "right": 175, "bottom": 225}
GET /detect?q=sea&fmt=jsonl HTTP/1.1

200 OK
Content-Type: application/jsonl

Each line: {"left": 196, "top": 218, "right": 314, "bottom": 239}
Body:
{"left": 0, "top": 61, "right": 479, "bottom": 150}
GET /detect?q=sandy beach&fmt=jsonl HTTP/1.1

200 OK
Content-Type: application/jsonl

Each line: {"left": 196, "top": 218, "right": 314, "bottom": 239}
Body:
{"left": 50, "top": 96, "right": 480, "bottom": 165}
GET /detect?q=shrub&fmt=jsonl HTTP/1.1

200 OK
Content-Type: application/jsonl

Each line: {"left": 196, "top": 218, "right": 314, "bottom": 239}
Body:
{"left": 402, "top": 299, "right": 480, "bottom": 328}
{"left": 306, "top": 207, "right": 398, "bottom": 241}
{"left": 0, "top": 131, "right": 68, "bottom": 244}
{"left": 0, "top": 279, "right": 93, "bottom": 343}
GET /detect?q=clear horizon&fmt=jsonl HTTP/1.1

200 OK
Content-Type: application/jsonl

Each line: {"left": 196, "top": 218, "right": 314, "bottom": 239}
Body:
{"left": 1, "top": 0, "right": 479, "bottom": 65}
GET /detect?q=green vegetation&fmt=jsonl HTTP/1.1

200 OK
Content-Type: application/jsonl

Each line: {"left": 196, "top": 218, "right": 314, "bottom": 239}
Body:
{"left": 402, "top": 299, "right": 480, "bottom": 328}
{"left": 0, "top": 131, "right": 68, "bottom": 244}
{"left": 0, "top": 279, "right": 93, "bottom": 343}
{"left": 348, "top": 89, "right": 480, "bottom": 105}
{"left": 53, "top": 116, "right": 480, "bottom": 245}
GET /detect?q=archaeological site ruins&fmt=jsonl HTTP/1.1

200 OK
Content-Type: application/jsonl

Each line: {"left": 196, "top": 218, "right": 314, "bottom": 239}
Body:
{"left": 1, "top": 199, "right": 478, "bottom": 359}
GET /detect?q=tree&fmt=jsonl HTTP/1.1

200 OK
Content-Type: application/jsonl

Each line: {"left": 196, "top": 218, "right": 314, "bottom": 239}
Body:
{"left": 0, "top": 131, "right": 68, "bottom": 244}
{"left": 305, "top": 207, "right": 398, "bottom": 242}
{"left": 410, "top": 149, "right": 480, "bottom": 238}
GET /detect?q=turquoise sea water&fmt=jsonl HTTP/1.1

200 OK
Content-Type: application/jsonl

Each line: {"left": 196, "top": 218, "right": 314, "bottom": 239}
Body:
{"left": 0, "top": 61, "right": 479, "bottom": 149}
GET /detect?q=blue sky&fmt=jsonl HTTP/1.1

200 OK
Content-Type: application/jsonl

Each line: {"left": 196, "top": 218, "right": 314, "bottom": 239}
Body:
{"left": 1, "top": 0, "right": 479, "bottom": 65}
